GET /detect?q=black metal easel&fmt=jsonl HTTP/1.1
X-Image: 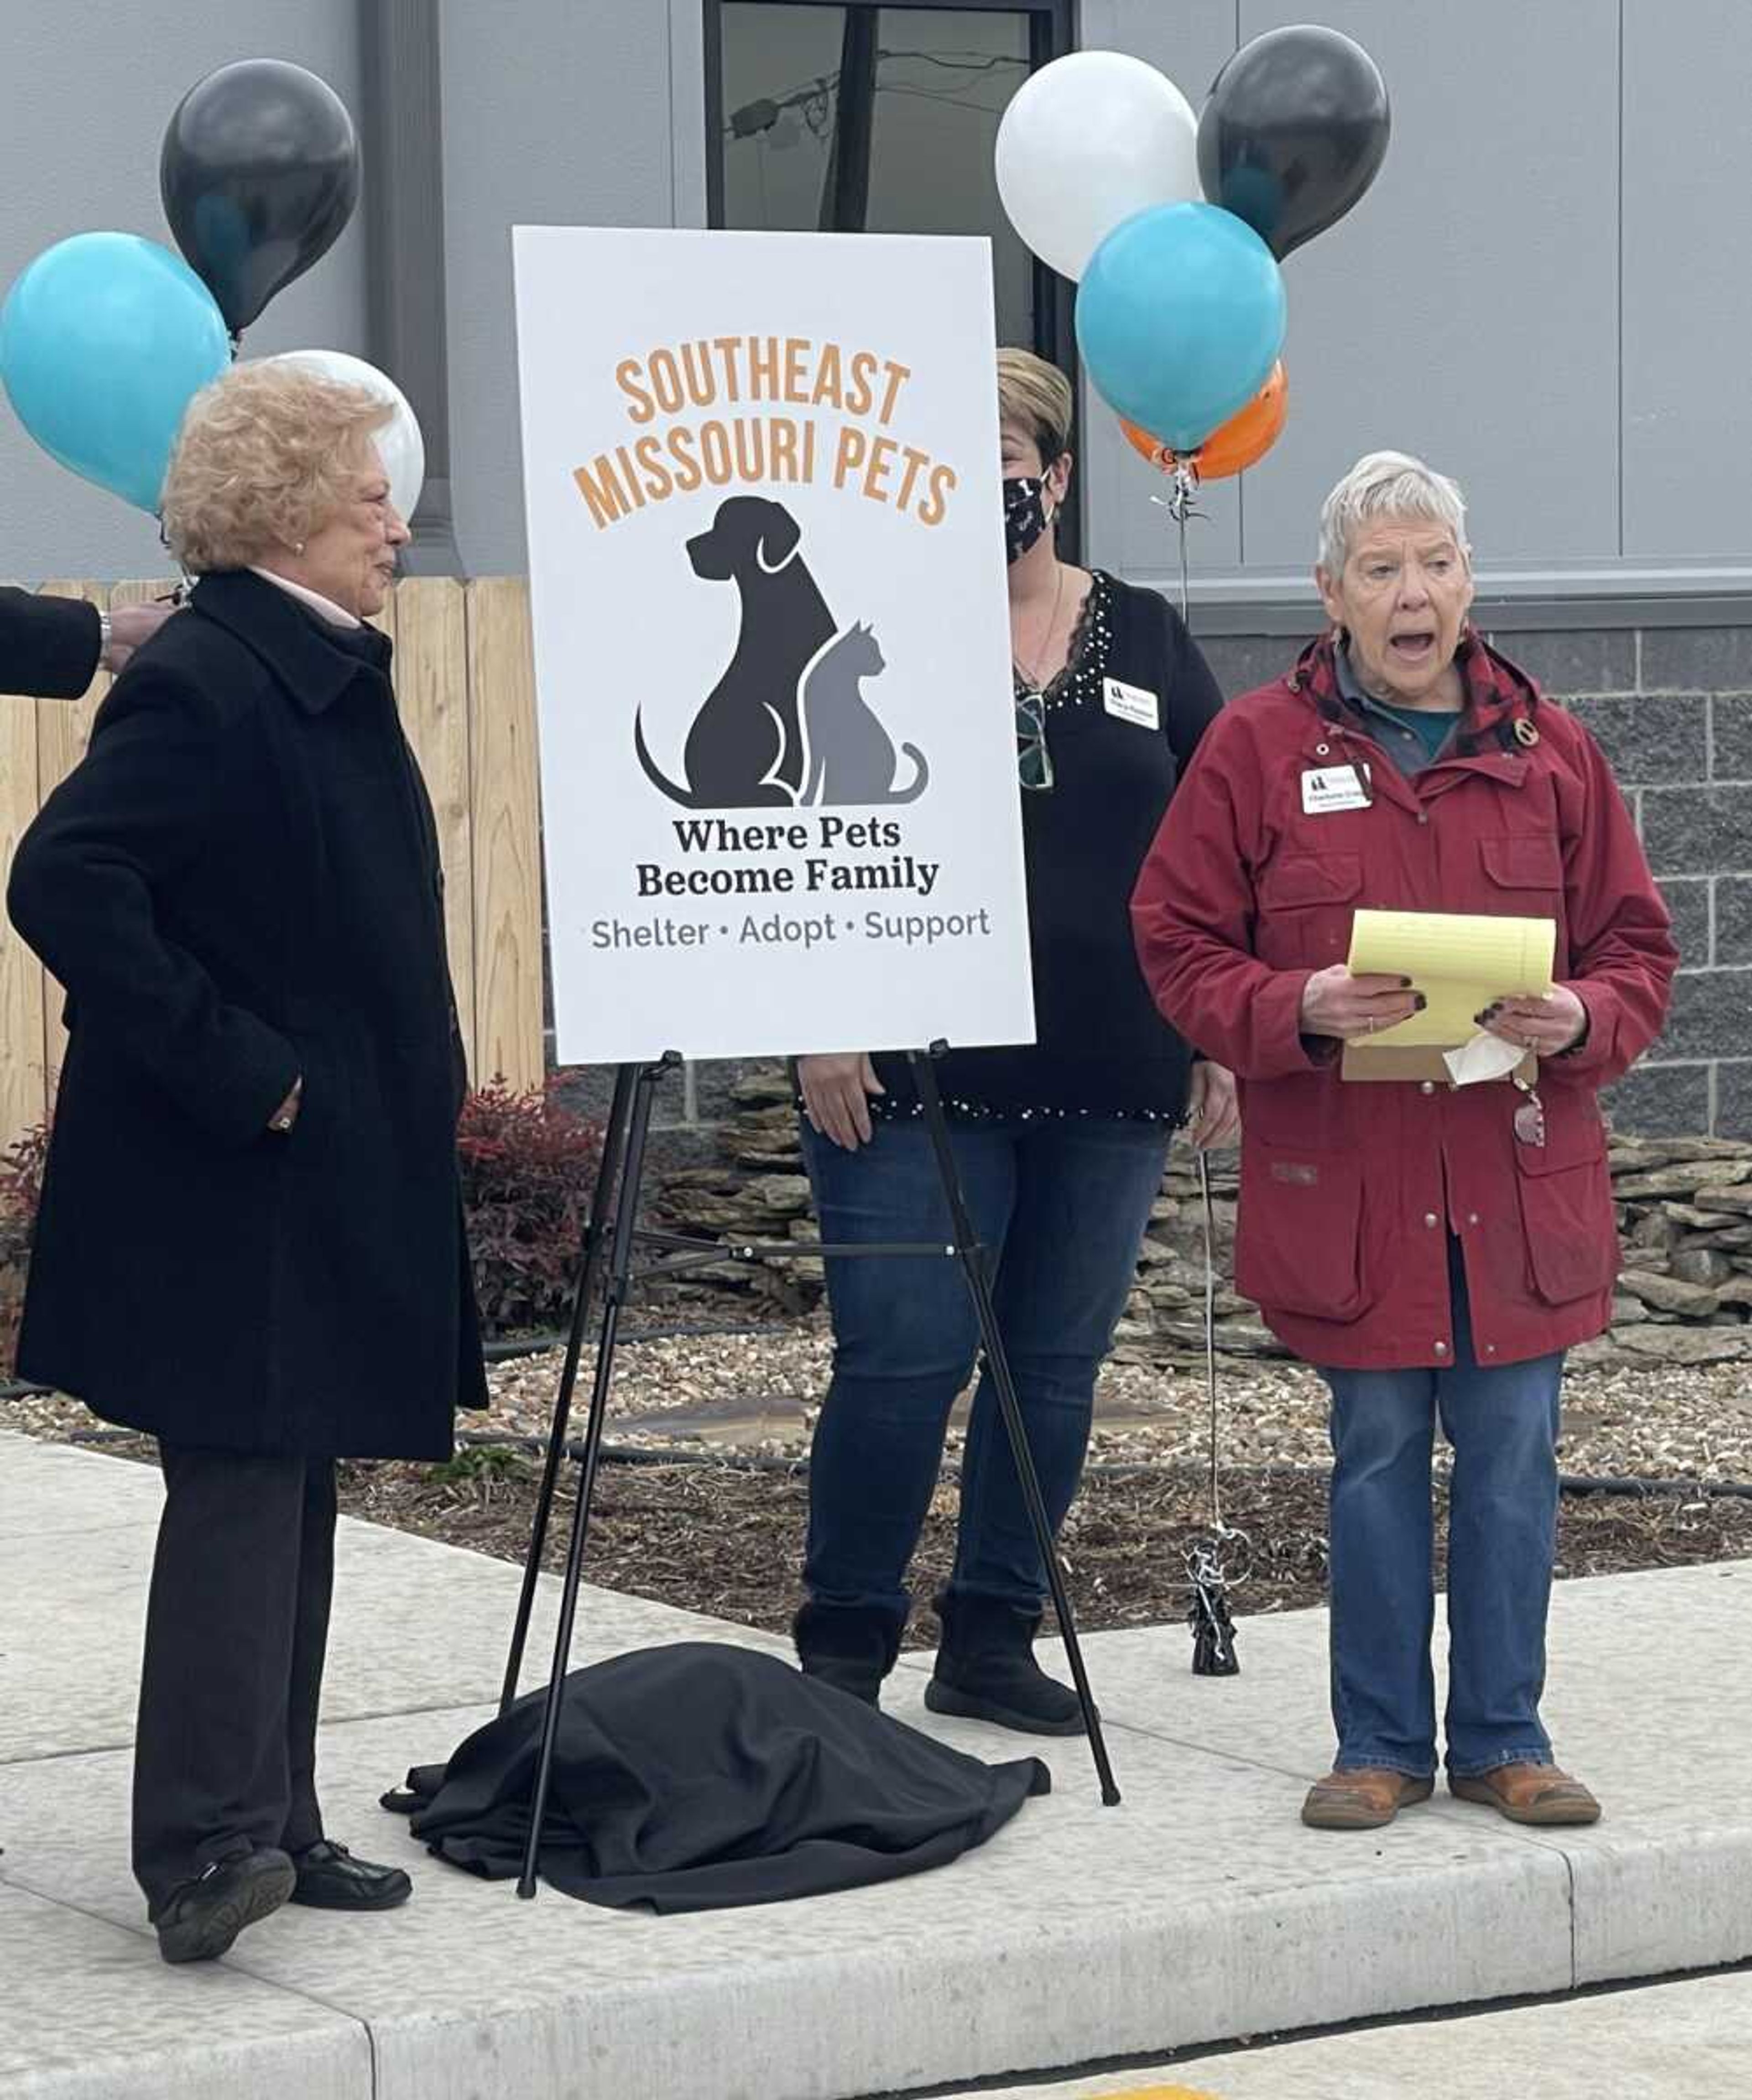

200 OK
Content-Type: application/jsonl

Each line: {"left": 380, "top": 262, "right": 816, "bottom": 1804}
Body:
{"left": 497, "top": 1043, "right": 1122, "bottom": 1899}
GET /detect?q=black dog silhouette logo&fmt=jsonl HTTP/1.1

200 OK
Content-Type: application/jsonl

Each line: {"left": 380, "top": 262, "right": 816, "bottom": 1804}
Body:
{"left": 633, "top": 495, "right": 929, "bottom": 811}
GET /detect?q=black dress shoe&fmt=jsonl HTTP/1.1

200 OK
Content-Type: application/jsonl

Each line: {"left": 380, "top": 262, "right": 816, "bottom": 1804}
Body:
{"left": 154, "top": 1846, "right": 296, "bottom": 1965}
{"left": 289, "top": 1839, "right": 413, "bottom": 1911}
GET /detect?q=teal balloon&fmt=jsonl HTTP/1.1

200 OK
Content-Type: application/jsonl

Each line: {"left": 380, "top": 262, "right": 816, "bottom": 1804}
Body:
{"left": 1077, "top": 202, "right": 1287, "bottom": 453}
{"left": 0, "top": 233, "right": 230, "bottom": 513}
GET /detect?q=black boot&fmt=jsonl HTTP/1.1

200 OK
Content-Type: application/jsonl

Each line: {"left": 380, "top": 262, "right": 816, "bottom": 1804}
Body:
{"left": 923, "top": 1590, "right": 1089, "bottom": 1736}
{"left": 792, "top": 1599, "right": 903, "bottom": 1708}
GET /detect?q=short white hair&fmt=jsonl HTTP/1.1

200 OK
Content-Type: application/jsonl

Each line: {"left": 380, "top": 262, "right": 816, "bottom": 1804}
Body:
{"left": 1318, "top": 450, "right": 1469, "bottom": 576}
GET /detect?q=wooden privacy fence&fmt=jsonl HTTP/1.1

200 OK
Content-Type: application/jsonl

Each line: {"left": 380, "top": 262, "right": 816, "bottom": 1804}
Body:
{"left": 0, "top": 576, "right": 545, "bottom": 1149}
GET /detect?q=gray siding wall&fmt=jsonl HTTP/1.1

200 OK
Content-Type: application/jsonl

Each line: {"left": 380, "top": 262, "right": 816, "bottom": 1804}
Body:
{"left": 438, "top": 0, "right": 707, "bottom": 576}
{"left": 1082, "top": 0, "right": 1752, "bottom": 607}
{"left": 0, "top": 0, "right": 367, "bottom": 581}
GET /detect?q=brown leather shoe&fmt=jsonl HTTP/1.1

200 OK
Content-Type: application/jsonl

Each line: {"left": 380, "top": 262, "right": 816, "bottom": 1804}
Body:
{"left": 1300, "top": 1767, "right": 1434, "bottom": 1830}
{"left": 1450, "top": 1762, "right": 1601, "bottom": 1826}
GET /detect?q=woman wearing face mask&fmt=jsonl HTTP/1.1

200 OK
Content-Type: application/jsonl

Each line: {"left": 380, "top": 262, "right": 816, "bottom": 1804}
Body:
{"left": 791, "top": 348, "right": 1236, "bottom": 1731}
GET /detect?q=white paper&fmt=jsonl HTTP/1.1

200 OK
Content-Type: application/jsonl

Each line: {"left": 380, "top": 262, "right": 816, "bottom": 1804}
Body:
{"left": 1442, "top": 1031, "right": 1528, "bottom": 1086}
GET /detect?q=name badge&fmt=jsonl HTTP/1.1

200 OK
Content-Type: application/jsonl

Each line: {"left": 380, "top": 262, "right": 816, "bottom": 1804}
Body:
{"left": 1301, "top": 762, "right": 1371, "bottom": 814}
{"left": 1103, "top": 676, "right": 1159, "bottom": 730}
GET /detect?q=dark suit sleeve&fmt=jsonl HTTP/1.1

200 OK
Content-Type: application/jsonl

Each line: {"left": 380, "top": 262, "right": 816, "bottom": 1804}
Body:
{"left": 6, "top": 664, "right": 301, "bottom": 1148}
{"left": 0, "top": 586, "right": 102, "bottom": 698}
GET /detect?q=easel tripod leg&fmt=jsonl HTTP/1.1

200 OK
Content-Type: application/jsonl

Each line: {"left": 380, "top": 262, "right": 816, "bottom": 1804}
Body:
{"left": 498, "top": 1063, "right": 638, "bottom": 1716}
{"left": 907, "top": 1052, "right": 1121, "bottom": 1806}
{"left": 516, "top": 1058, "right": 666, "bottom": 1899}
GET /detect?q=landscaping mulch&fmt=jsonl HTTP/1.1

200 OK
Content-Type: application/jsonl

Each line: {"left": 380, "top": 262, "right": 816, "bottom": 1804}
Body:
{"left": 331, "top": 1452, "right": 1752, "bottom": 1642}
{"left": 31, "top": 1426, "right": 1746, "bottom": 1647}
{"left": 11, "top": 1313, "right": 1751, "bottom": 1641}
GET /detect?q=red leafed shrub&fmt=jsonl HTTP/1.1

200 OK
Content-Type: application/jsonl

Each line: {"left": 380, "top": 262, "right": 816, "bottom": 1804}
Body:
{"left": 0, "top": 1089, "right": 600, "bottom": 1367}
{"left": 456, "top": 1081, "right": 605, "bottom": 1337}
{"left": 0, "top": 1122, "right": 49, "bottom": 1375}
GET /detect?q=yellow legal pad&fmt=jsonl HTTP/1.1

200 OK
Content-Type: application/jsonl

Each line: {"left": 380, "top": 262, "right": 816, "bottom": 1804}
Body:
{"left": 1346, "top": 908, "right": 1556, "bottom": 1049}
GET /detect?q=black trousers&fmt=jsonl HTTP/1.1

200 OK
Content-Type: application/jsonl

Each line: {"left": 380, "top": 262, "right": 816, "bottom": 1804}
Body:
{"left": 131, "top": 1444, "right": 338, "bottom": 1915}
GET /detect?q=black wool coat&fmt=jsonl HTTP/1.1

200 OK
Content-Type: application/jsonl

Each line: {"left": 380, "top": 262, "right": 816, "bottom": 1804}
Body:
{"left": 7, "top": 570, "right": 487, "bottom": 1458}
{"left": 0, "top": 585, "right": 102, "bottom": 698}
{"left": 386, "top": 1642, "right": 1048, "bottom": 1911}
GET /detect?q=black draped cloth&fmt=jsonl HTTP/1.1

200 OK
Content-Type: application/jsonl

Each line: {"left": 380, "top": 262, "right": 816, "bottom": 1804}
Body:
{"left": 382, "top": 1642, "right": 1049, "bottom": 1912}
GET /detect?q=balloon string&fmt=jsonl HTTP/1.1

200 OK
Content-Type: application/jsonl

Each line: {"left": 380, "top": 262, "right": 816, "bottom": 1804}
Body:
{"left": 1168, "top": 458, "right": 1199, "bottom": 626}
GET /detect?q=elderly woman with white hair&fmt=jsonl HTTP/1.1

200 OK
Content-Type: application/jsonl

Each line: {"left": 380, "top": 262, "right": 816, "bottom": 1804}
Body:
{"left": 8, "top": 362, "right": 485, "bottom": 1960}
{"left": 1131, "top": 451, "right": 1676, "bottom": 1833}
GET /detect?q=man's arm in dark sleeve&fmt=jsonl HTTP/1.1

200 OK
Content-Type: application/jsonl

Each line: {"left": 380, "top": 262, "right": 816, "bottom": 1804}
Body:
{"left": 0, "top": 587, "right": 102, "bottom": 699}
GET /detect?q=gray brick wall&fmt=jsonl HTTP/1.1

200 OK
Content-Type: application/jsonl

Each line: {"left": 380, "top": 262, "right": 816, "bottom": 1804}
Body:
{"left": 552, "top": 621, "right": 1752, "bottom": 1151}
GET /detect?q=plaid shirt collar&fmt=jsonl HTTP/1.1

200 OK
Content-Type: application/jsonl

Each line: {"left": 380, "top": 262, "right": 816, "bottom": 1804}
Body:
{"left": 1286, "top": 625, "right": 1541, "bottom": 759}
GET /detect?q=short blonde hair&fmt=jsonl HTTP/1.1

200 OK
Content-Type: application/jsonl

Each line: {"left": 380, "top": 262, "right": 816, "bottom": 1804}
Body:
{"left": 161, "top": 361, "right": 394, "bottom": 573}
{"left": 997, "top": 347, "right": 1073, "bottom": 467}
{"left": 1318, "top": 449, "right": 1470, "bottom": 575}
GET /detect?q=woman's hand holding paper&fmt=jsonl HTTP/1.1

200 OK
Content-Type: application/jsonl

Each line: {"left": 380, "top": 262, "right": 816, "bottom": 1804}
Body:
{"left": 1298, "top": 964, "right": 1424, "bottom": 1041}
{"left": 1476, "top": 985, "right": 1588, "bottom": 1058}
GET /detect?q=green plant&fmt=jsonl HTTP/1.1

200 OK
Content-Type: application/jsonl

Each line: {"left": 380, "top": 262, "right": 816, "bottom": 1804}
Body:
{"left": 425, "top": 1442, "right": 530, "bottom": 1489}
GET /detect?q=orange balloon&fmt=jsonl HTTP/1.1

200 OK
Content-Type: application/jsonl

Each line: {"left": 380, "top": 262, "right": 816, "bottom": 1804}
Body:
{"left": 1121, "top": 361, "right": 1288, "bottom": 481}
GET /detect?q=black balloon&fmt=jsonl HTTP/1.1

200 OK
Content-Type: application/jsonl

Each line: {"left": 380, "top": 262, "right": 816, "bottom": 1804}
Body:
{"left": 161, "top": 59, "right": 360, "bottom": 336}
{"left": 1198, "top": 26, "right": 1390, "bottom": 262}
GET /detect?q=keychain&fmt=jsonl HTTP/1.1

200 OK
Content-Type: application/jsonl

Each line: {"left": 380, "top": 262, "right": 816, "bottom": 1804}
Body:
{"left": 1182, "top": 1151, "right": 1250, "bottom": 1676}
{"left": 1512, "top": 1072, "right": 1546, "bottom": 1148}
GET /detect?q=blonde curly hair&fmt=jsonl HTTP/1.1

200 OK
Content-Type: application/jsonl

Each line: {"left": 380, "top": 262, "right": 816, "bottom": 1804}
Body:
{"left": 161, "top": 361, "right": 394, "bottom": 573}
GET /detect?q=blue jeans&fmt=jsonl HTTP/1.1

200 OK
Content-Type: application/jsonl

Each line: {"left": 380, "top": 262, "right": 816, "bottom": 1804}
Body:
{"left": 1321, "top": 1240, "right": 1564, "bottom": 1779}
{"left": 801, "top": 1115, "right": 1170, "bottom": 1628}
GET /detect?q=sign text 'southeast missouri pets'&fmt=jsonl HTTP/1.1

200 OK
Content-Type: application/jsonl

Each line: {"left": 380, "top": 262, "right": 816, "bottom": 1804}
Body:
{"left": 514, "top": 225, "right": 1033, "bottom": 1065}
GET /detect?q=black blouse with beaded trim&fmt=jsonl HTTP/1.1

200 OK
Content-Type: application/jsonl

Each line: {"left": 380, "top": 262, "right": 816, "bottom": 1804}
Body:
{"left": 868, "top": 569, "right": 1225, "bottom": 1124}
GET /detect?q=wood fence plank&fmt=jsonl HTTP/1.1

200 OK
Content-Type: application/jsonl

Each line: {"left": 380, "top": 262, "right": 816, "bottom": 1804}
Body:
{"left": 390, "top": 577, "right": 476, "bottom": 1062}
{"left": 466, "top": 578, "right": 544, "bottom": 1091}
{"left": 0, "top": 581, "right": 77, "bottom": 1146}
{"left": 37, "top": 581, "right": 175, "bottom": 1099}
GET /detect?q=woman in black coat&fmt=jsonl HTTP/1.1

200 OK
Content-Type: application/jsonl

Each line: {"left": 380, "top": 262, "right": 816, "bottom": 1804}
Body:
{"left": 7, "top": 361, "right": 486, "bottom": 1963}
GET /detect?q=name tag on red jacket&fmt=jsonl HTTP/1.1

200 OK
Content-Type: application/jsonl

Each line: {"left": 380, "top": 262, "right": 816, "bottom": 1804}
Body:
{"left": 1301, "top": 763, "right": 1370, "bottom": 814}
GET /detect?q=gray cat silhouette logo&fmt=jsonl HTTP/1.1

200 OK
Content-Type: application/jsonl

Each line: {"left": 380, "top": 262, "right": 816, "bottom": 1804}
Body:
{"left": 797, "top": 624, "right": 927, "bottom": 807}
{"left": 632, "top": 496, "right": 928, "bottom": 810}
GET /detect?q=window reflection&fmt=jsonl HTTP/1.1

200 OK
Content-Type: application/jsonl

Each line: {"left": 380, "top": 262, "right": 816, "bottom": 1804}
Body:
{"left": 719, "top": 5, "right": 1038, "bottom": 350}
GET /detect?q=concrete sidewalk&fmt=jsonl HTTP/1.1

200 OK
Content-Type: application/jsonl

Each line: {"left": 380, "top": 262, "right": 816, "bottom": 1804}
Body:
{"left": 2, "top": 1427, "right": 1749, "bottom": 2100}
{"left": 951, "top": 1967, "right": 1752, "bottom": 2099}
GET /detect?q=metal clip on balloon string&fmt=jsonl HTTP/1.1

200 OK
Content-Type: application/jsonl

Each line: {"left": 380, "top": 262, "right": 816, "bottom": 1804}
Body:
{"left": 1186, "top": 1148, "right": 1246, "bottom": 1676}
{"left": 1149, "top": 459, "right": 1207, "bottom": 625}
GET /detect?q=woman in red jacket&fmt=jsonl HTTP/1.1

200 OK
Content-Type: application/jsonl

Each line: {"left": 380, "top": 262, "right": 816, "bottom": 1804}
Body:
{"left": 1132, "top": 451, "right": 1676, "bottom": 1833}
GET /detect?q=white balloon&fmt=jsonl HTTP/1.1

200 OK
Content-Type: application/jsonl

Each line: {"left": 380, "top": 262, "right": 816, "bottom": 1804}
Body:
{"left": 262, "top": 347, "right": 426, "bottom": 523}
{"left": 996, "top": 51, "right": 1200, "bottom": 282}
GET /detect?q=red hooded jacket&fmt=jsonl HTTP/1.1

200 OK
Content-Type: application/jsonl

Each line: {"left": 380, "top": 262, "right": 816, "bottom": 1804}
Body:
{"left": 1131, "top": 632, "right": 1678, "bottom": 1371}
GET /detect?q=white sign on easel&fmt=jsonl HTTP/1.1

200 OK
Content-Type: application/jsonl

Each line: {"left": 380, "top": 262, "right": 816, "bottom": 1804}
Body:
{"left": 513, "top": 226, "right": 1033, "bottom": 1066}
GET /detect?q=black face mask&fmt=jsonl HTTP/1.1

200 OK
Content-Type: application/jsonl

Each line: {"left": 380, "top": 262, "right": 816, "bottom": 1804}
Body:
{"left": 1003, "top": 475, "right": 1052, "bottom": 564}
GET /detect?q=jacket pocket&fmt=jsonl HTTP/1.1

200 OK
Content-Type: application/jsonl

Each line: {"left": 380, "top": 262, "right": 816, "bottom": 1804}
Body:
{"left": 1480, "top": 834, "right": 1563, "bottom": 893}
{"left": 1512, "top": 1094, "right": 1616, "bottom": 1304}
{"left": 1255, "top": 851, "right": 1363, "bottom": 970}
{"left": 1235, "top": 1140, "right": 1366, "bottom": 1321}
